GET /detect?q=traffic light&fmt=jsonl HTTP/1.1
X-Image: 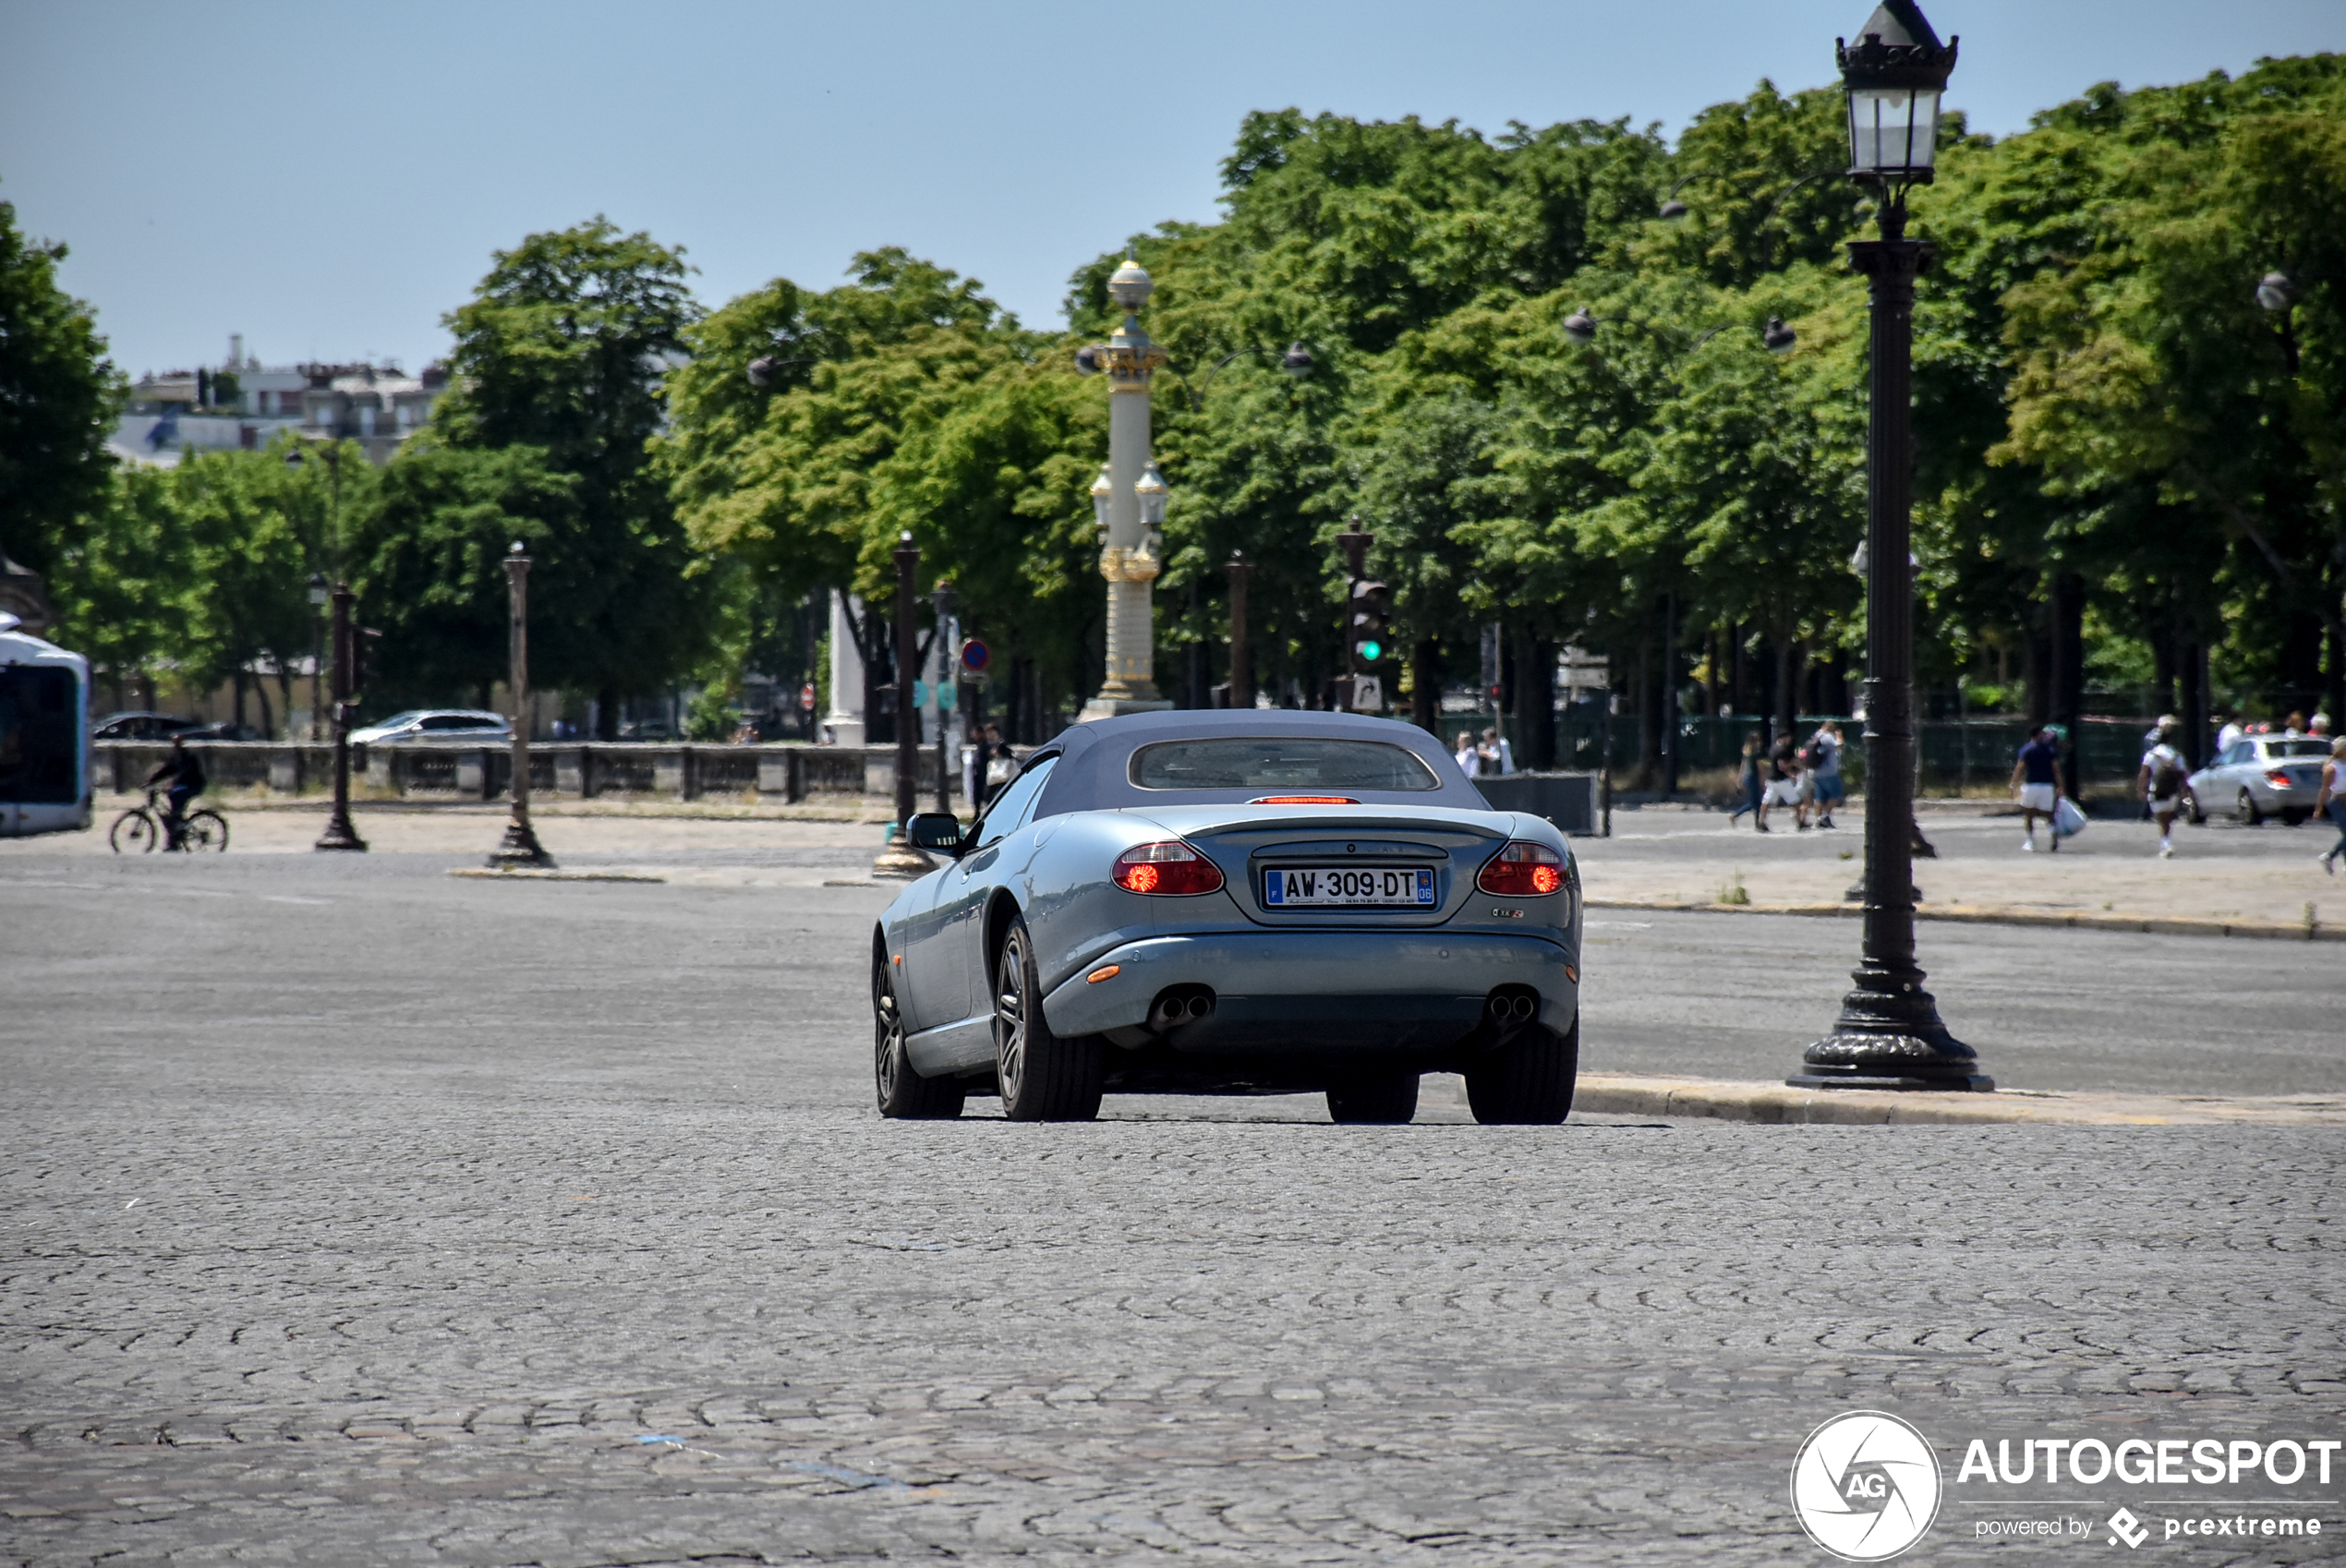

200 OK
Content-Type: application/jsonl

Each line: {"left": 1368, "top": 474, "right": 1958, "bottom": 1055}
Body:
{"left": 1351, "top": 579, "right": 1393, "bottom": 663}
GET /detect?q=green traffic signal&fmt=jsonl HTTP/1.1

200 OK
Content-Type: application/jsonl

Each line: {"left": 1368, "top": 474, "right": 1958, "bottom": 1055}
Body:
{"left": 1357, "top": 639, "right": 1383, "bottom": 662}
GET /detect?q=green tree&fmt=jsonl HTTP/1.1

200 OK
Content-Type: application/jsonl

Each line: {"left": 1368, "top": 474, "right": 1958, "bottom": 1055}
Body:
{"left": 42, "top": 464, "right": 186, "bottom": 706}
{"left": 345, "top": 443, "right": 577, "bottom": 710}
{"left": 173, "top": 448, "right": 323, "bottom": 733}
{"left": 436, "top": 218, "right": 716, "bottom": 733}
{"left": 0, "top": 194, "right": 122, "bottom": 584}
{"left": 660, "top": 251, "right": 1096, "bottom": 721}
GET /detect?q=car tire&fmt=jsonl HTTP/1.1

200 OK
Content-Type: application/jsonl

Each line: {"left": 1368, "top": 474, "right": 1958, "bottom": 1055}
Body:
{"left": 2236, "top": 789, "right": 2263, "bottom": 827}
{"left": 994, "top": 917, "right": 1102, "bottom": 1122}
{"left": 1465, "top": 1018, "right": 1579, "bottom": 1127}
{"left": 2182, "top": 788, "right": 2206, "bottom": 826}
{"left": 1327, "top": 1072, "right": 1419, "bottom": 1125}
{"left": 874, "top": 950, "right": 964, "bottom": 1120}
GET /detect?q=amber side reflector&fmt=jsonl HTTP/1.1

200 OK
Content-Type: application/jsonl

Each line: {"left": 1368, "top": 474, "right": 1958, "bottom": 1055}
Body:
{"left": 892, "top": 953, "right": 902, "bottom": 965}
{"left": 1249, "top": 795, "right": 1360, "bottom": 804}
{"left": 1087, "top": 965, "right": 1121, "bottom": 984}
{"left": 1566, "top": 965, "right": 1579, "bottom": 984}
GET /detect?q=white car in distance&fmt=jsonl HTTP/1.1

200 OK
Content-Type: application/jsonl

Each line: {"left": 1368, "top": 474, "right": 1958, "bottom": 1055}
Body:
{"left": 347, "top": 709, "right": 513, "bottom": 747}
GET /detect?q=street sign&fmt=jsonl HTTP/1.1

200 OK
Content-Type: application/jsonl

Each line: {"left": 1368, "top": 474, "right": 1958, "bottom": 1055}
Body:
{"left": 958, "top": 638, "right": 991, "bottom": 677}
{"left": 1349, "top": 675, "right": 1382, "bottom": 711}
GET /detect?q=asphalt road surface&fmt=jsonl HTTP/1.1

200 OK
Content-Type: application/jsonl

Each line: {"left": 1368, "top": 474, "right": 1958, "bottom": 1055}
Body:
{"left": 3, "top": 842, "right": 2341, "bottom": 1564}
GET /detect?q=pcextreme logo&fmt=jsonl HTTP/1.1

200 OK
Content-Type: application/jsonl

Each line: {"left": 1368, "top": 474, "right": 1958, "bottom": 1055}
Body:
{"left": 1791, "top": 1411, "right": 1944, "bottom": 1562}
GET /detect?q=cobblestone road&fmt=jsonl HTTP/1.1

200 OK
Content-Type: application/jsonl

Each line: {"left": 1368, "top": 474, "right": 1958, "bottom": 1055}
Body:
{"left": 4, "top": 848, "right": 2341, "bottom": 1564}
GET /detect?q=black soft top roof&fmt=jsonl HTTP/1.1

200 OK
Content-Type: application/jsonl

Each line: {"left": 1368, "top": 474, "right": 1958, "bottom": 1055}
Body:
{"left": 1030, "top": 708, "right": 1487, "bottom": 815}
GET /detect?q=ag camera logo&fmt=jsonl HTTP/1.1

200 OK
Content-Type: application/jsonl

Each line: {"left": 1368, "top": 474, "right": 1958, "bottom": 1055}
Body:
{"left": 1792, "top": 1411, "right": 1943, "bottom": 1561}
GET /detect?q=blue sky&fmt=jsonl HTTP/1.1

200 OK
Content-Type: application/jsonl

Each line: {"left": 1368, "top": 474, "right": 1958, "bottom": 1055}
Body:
{"left": 3, "top": 0, "right": 2338, "bottom": 379}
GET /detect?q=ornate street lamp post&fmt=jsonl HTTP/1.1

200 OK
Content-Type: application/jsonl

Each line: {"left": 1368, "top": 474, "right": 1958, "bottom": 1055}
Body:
{"left": 1789, "top": 0, "right": 1989, "bottom": 1092}
{"left": 306, "top": 573, "right": 328, "bottom": 742}
{"left": 931, "top": 578, "right": 957, "bottom": 814}
{"left": 1075, "top": 259, "right": 1175, "bottom": 720}
{"left": 873, "top": 532, "right": 934, "bottom": 879}
{"left": 1224, "top": 552, "right": 1252, "bottom": 709}
{"left": 488, "top": 541, "right": 553, "bottom": 869}
{"left": 315, "top": 580, "right": 367, "bottom": 853}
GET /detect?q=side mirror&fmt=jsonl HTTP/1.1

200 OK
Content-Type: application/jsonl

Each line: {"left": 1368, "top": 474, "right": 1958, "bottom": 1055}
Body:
{"left": 907, "top": 812, "right": 965, "bottom": 855}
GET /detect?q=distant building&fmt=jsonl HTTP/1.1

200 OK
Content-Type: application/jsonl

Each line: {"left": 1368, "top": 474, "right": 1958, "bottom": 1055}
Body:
{"left": 115, "top": 334, "right": 452, "bottom": 467}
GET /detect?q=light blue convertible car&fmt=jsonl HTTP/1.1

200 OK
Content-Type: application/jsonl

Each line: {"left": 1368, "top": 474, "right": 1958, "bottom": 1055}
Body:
{"left": 872, "top": 709, "right": 1581, "bottom": 1125}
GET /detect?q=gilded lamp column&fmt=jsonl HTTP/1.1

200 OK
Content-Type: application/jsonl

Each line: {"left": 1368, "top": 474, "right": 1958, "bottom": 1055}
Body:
{"left": 1078, "top": 258, "right": 1174, "bottom": 718}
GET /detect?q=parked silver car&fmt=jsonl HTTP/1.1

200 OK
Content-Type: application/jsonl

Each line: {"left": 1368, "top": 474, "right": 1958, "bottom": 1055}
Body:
{"left": 2183, "top": 736, "right": 2333, "bottom": 826}
{"left": 872, "top": 709, "right": 1582, "bottom": 1127}
{"left": 347, "top": 709, "right": 512, "bottom": 747}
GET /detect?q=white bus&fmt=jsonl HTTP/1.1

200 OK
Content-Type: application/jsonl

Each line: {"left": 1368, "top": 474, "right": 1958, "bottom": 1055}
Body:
{"left": 0, "top": 611, "right": 91, "bottom": 838}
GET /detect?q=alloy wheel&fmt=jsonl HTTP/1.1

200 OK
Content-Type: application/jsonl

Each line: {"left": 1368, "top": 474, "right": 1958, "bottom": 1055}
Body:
{"left": 996, "top": 930, "right": 1029, "bottom": 1103}
{"left": 874, "top": 963, "right": 905, "bottom": 1104}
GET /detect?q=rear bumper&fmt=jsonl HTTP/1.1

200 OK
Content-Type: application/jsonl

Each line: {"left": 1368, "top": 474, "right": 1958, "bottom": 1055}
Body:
{"left": 1041, "top": 929, "right": 1577, "bottom": 1053}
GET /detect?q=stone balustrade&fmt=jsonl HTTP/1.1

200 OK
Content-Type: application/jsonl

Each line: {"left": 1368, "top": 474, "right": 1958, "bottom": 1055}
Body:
{"left": 91, "top": 741, "right": 957, "bottom": 805}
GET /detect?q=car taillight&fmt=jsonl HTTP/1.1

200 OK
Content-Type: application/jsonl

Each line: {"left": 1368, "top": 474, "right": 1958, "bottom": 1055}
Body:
{"left": 2267, "top": 770, "right": 2295, "bottom": 788}
{"left": 1477, "top": 840, "right": 1565, "bottom": 897}
{"left": 1113, "top": 840, "right": 1225, "bottom": 896}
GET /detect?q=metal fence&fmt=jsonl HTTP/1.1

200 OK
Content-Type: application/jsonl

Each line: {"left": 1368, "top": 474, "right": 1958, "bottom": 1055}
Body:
{"left": 1446, "top": 710, "right": 2175, "bottom": 796}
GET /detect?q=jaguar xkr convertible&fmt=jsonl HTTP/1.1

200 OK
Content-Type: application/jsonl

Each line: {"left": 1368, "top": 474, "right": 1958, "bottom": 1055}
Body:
{"left": 872, "top": 709, "right": 1581, "bottom": 1125}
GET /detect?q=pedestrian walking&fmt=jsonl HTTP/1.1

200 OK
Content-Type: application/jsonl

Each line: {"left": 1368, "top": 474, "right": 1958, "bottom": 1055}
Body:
{"left": 2137, "top": 713, "right": 2179, "bottom": 820}
{"left": 2138, "top": 720, "right": 2189, "bottom": 859}
{"left": 1454, "top": 730, "right": 1481, "bottom": 778}
{"left": 2317, "top": 737, "right": 2346, "bottom": 875}
{"left": 2010, "top": 724, "right": 2063, "bottom": 851}
{"left": 982, "top": 724, "right": 1014, "bottom": 805}
{"left": 1481, "top": 726, "right": 1515, "bottom": 776}
{"left": 1757, "top": 733, "right": 1800, "bottom": 833}
{"left": 2215, "top": 711, "right": 2245, "bottom": 754}
{"left": 1809, "top": 720, "right": 1845, "bottom": 828}
{"left": 1728, "top": 730, "right": 1764, "bottom": 824}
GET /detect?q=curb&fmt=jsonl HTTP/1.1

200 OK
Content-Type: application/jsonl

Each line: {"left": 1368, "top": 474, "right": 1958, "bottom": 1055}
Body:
{"left": 1570, "top": 1072, "right": 2346, "bottom": 1128}
{"left": 1585, "top": 898, "right": 2339, "bottom": 943}
{"left": 445, "top": 868, "right": 666, "bottom": 884}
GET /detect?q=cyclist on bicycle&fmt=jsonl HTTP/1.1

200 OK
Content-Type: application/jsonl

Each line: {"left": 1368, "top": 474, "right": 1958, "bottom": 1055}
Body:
{"left": 145, "top": 735, "right": 207, "bottom": 849}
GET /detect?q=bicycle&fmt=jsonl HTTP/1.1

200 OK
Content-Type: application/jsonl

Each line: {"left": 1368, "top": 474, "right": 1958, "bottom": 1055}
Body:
{"left": 110, "top": 789, "right": 229, "bottom": 853}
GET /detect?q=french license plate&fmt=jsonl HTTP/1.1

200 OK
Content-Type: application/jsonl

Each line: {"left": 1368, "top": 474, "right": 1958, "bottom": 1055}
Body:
{"left": 1262, "top": 865, "right": 1436, "bottom": 908}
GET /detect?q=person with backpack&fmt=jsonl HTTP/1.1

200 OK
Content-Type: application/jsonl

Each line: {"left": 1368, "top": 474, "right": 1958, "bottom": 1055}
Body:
{"left": 141, "top": 734, "right": 208, "bottom": 850}
{"left": 2137, "top": 721, "right": 2189, "bottom": 860}
{"left": 2010, "top": 724, "right": 2063, "bottom": 852}
{"left": 1807, "top": 721, "right": 1844, "bottom": 829}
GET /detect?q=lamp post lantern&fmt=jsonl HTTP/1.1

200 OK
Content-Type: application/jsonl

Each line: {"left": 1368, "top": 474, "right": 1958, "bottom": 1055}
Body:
{"left": 487, "top": 541, "right": 553, "bottom": 869}
{"left": 1789, "top": 0, "right": 1989, "bottom": 1092}
{"left": 1076, "top": 259, "right": 1175, "bottom": 720}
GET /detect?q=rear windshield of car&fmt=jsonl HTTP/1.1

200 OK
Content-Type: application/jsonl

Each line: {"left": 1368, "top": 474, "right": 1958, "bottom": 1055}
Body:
{"left": 1129, "top": 737, "right": 1442, "bottom": 792}
{"left": 2272, "top": 740, "right": 2331, "bottom": 758}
